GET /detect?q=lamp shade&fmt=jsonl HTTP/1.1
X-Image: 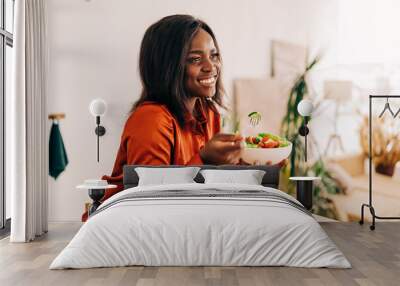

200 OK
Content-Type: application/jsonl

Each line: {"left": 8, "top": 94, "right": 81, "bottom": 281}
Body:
{"left": 297, "top": 99, "right": 314, "bottom": 116}
{"left": 89, "top": 99, "right": 107, "bottom": 117}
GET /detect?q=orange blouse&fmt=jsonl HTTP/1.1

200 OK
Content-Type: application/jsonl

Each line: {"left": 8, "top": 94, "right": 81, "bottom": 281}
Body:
{"left": 101, "top": 100, "right": 221, "bottom": 200}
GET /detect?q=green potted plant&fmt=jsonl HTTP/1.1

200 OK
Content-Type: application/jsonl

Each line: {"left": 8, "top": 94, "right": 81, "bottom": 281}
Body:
{"left": 280, "top": 56, "right": 343, "bottom": 218}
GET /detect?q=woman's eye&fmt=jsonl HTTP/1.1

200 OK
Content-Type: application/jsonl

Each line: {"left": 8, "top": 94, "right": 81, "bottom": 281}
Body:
{"left": 188, "top": 57, "right": 201, "bottom": 63}
{"left": 211, "top": 53, "right": 220, "bottom": 60}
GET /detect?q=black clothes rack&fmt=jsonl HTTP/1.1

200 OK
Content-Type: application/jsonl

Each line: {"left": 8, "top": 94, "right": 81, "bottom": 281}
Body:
{"left": 360, "top": 95, "right": 400, "bottom": 230}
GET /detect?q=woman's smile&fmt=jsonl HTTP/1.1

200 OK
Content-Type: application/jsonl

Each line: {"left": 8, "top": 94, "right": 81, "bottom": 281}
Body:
{"left": 198, "top": 75, "right": 217, "bottom": 87}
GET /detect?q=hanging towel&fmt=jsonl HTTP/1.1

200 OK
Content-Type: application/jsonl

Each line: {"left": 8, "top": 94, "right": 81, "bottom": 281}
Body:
{"left": 49, "top": 122, "right": 69, "bottom": 179}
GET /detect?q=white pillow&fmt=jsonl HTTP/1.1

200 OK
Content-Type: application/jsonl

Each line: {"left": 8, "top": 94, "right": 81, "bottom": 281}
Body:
{"left": 200, "top": 169, "right": 266, "bottom": 185}
{"left": 135, "top": 167, "right": 200, "bottom": 186}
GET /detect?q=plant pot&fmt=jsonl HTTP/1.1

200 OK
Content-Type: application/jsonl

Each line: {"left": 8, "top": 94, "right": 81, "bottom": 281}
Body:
{"left": 375, "top": 164, "right": 395, "bottom": 177}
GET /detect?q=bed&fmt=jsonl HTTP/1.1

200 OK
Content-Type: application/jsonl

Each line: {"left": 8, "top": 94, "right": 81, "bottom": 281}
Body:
{"left": 50, "top": 165, "right": 350, "bottom": 269}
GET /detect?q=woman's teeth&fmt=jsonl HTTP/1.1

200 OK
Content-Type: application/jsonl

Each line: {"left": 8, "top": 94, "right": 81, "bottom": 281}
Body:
{"left": 199, "top": 77, "right": 216, "bottom": 85}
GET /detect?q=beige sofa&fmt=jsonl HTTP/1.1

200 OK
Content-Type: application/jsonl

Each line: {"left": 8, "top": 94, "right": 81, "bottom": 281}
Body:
{"left": 327, "top": 153, "right": 400, "bottom": 222}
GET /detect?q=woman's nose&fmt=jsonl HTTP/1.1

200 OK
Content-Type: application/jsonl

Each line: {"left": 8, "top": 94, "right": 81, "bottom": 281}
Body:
{"left": 201, "top": 58, "right": 214, "bottom": 72}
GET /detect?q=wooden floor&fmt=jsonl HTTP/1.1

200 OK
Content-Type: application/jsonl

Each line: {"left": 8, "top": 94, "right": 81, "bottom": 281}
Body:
{"left": 0, "top": 222, "right": 399, "bottom": 286}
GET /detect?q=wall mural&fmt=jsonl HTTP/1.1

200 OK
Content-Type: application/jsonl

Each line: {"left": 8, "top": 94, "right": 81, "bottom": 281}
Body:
{"left": 232, "top": 40, "right": 400, "bottom": 222}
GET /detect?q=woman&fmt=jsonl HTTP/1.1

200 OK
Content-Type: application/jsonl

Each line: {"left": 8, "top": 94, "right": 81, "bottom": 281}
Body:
{"left": 101, "top": 15, "right": 241, "bottom": 203}
{"left": 82, "top": 15, "right": 285, "bottom": 221}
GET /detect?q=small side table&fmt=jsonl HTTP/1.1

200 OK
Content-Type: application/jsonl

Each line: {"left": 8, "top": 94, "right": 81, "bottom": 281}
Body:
{"left": 289, "top": 176, "right": 320, "bottom": 210}
{"left": 77, "top": 182, "right": 117, "bottom": 216}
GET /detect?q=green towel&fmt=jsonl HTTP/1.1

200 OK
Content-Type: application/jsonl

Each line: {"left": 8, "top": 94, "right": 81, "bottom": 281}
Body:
{"left": 49, "top": 122, "right": 69, "bottom": 179}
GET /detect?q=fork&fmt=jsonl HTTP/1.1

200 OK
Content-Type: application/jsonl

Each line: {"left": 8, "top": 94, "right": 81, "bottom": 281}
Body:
{"left": 248, "top": 111, "right": 262, "bottom": 126}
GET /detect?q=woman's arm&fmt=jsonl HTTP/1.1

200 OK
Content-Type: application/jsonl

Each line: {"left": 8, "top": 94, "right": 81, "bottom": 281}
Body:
{"left": 124, "top": 105, "right": 174, "bottom": 165}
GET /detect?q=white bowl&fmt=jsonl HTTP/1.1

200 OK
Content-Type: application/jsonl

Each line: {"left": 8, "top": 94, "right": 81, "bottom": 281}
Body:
{"left": 241, "top": 142, "right": 292, "bottom": 165}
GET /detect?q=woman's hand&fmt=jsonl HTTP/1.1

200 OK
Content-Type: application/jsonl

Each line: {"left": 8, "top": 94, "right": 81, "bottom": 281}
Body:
{"left": 199, "top": 133, "right": 243, "bottom": 165}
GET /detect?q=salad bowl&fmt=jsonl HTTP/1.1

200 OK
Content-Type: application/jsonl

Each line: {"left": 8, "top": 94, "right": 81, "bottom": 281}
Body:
{"left": 241, "top": 133, "right": 292, "bottom": 165}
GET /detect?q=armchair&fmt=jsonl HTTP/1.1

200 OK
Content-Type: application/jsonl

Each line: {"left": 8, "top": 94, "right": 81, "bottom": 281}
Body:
{"left": 327, "top": 153, "right": 400, "bottom": 221}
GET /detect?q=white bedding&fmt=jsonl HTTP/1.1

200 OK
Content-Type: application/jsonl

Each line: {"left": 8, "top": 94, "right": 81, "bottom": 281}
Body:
{"left": 50, "top": 183, "right": 351, "bottom": 269}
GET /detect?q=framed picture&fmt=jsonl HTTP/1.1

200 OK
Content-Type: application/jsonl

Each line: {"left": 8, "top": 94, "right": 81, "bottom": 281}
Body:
{"left": 233, "top": 78, "right": 289, "bottom": 136}
{"left": 271, "top": 40, "right": 308, "bottom": 83}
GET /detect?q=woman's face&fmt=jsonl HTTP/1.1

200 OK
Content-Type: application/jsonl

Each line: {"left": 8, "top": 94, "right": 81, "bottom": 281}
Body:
{"left": 185, "top": 28, "right": 221, "bottom": 99}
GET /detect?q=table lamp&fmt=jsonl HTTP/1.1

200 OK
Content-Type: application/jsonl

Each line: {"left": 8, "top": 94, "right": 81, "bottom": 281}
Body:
{"left": 323, "top": 80, "right": 352, "bottom": 156}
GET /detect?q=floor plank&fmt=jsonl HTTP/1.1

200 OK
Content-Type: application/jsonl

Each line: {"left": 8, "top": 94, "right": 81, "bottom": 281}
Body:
{"left": 0, "top": 222, "right": 399, "bottom": 286}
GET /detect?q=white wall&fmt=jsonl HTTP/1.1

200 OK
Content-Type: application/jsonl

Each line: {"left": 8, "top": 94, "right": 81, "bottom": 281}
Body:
{"left": 46, "top": 0, "right": 339, "bottom": 221}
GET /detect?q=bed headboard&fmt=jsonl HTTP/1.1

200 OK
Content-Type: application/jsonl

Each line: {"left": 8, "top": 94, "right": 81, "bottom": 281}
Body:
{"left": 123, "top": 165, "right": 281, "bottom": 189}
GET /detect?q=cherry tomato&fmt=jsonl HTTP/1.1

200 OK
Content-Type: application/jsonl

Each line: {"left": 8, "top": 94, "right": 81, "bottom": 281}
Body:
{"left": 261, "top": 137, "right": 269, "bottom": 143}
{"left": 263, "top": 139, "right": 277, "bottom": 148}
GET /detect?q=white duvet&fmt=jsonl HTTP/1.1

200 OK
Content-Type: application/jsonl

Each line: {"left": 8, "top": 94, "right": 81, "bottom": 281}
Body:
{"left": 50, "top": 183, "right": 351, "bottom": 269}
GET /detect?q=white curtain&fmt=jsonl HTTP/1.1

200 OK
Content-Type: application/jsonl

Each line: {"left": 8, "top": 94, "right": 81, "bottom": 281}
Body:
{"left": 10, "top": 0, "right": 48, "bottom": 242}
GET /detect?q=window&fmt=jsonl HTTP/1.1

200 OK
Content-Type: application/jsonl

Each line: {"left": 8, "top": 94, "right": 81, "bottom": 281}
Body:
{"left": 0, "top": 0, "right": 14, "bottom": 235}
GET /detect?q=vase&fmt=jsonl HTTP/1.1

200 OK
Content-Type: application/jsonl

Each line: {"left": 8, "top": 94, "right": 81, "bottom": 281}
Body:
{"left": 375, "top": 164, "right": 395, "bottom": 177}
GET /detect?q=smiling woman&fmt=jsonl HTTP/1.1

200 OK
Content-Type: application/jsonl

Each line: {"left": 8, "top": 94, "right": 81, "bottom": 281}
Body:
{"left": 82, "top": 15, "right": 244, "bottom": 219}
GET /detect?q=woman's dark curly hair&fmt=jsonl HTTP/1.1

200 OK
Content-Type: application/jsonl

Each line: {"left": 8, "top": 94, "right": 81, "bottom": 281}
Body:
{"left": 131, "top": 14, "right": 225, "bottom": 127}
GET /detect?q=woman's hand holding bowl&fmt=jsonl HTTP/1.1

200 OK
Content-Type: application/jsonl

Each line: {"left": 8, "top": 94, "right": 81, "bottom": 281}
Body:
{"left": 199, "top": 133, "right": 243, "bottom": 165}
